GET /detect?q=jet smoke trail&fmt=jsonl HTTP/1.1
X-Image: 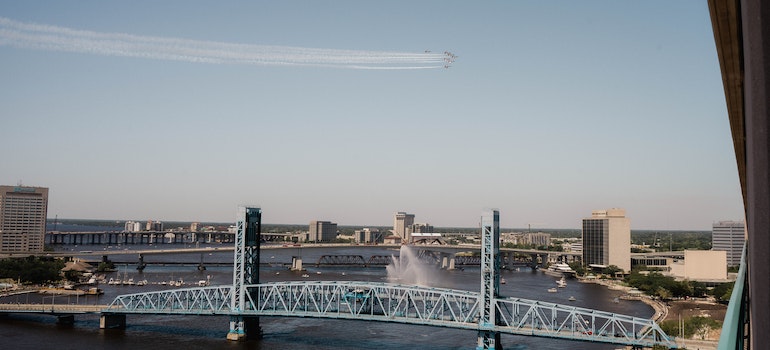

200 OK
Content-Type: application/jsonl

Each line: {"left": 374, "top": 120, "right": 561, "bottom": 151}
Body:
{"left": 0, "top": 17, "right": 454, "bottom": 69}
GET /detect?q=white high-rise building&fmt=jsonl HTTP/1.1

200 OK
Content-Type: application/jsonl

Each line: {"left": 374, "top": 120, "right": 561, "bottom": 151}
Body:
{"left": 0, "top": 185, "right": 49, "bottom": 253}
{"left": 712, "top": 220, "right": 746, "bottom": 267}
{"left": 582, "top": 208, "right": 631, "bottom": 272}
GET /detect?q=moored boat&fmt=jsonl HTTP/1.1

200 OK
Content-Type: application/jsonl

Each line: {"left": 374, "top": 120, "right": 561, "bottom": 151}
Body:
{"left": 543, "top": 263, "right": 576, "bottom": 277}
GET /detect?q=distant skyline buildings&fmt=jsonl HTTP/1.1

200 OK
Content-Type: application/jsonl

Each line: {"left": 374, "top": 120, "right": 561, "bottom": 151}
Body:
{"left": 123, "top": 220, "right": 164, "bottom": 232}
{"left": 581, "top": 208, "right": 631, "bottom": 272}
{"left": 712, "top": 220, "right": 746, "bottom": 267}
{"left": 393, "top": 212, "right": 415, "bottom": 242}
{"left": 0, "top": 185, "right": 48, "bottom": 253}
{"left": 308, "top": 220, "right": 337, "bottom": 243}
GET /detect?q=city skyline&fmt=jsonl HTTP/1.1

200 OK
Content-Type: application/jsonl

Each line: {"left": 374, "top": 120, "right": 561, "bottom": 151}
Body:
{"left": 1, "top": 2, "right": 744, "bottom": 230}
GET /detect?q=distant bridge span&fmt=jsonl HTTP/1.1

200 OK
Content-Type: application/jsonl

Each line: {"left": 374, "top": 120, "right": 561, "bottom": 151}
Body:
{"left": 104, "top": 281, "right": 673, "bottom": 348}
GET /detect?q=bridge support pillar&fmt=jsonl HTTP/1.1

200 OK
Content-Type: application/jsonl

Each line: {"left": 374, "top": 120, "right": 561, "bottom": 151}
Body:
{"left": 440, "top": 253, "right": 456, "bottom": 270}
{"left": 291, "top": 256, "right": 303, "bottom": 271}
{"left": 476, "top": 330, "right": 502, "bottom": 350}
{"left": 99, "top": 314, "right": 125, "bottom": 329}
{"left": 227, "top": 315, "right": 261, "bottom": 341}
{"left": 137, "top": 254, "right": 146, "bottom": 271}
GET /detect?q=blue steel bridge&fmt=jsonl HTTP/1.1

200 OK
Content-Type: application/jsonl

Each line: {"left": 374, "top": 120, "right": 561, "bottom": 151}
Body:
{"left": 96, "top": 207, "right": 674, "bottom": 350}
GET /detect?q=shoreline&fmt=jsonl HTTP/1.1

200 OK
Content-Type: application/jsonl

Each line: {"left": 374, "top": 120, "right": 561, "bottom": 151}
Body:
{"left": 580, "top": 277, "right": 722, "bottom": 350}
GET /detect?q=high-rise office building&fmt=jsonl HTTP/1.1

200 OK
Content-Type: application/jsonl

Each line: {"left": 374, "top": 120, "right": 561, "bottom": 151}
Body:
{"left": 581, "top": 208, "right": 631, "bottom": 272}
{"left": 309, "top": 221, "right": 338, "bottom": 242}
{"left": 393, "top": 212, "right": 415, "bottom": 241}
{"left": 0, "top": 185, "right": 49, "bottom": 253}
{"left": 712, "top": 220, "right": 746, "bottom": 267}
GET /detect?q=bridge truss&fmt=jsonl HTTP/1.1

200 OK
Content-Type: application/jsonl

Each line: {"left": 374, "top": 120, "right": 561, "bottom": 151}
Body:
{"left": 105, "top": 281, "right": 674, "bottom": 348}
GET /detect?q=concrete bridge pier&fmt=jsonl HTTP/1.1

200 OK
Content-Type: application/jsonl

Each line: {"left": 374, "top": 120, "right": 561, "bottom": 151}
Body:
{"left": 99, "top": 314, "right": 125, "bottom": 329}
{"left": 291, "top": 256, "right": 303, "bottom": 271}
{"left": 227, "top": 316, "right": 261, "bottom": 341}
{"left": 136, "top": 254, "right": 146, "bottom": 271}
{"left": 440, "top": 253, "right": 456, "bottom": 270}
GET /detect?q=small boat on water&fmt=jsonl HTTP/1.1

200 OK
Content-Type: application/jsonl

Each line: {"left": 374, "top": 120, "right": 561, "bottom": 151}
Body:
{"left": 556, "top": 277, "right": 567, "bottom": 288}
{"left": 301, "top": 274, "right": 310, "bottom": 278}
{"left": 501, "top": 278, "right": 506, "bottom": 284}
{"left": 568, "top": 296, "right": 576, "bottom": 301}
{"left": 85, "top": 287, "right": 104, "bottom": 295}
{"left": 547, "top": 287, "right": 558, "bottom": 293}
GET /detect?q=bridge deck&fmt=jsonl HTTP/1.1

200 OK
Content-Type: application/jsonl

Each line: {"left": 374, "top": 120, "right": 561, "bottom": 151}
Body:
{"left": 0, "top": 303, "right": 108, "bottom": 313}
{"left": 105, "top": 282, "right": 675, "bottom": 348}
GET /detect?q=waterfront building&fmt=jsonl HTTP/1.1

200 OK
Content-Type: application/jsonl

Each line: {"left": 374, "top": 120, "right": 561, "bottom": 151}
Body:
{"left": 410, "top": 223, "right": 433, "bottom": 234}
{"left": 146, "top": 220, "right": 163, "bottom": 231}
{"left": 190, "top": 222, "right": 199, "bottom": 232}
{"left": 568, "top": 239, "right": 583, "bottom": 254}
{"left": 393, "top": 212, "right": 415, "bottom": 242}
{"left": 124, "top": 221, "right": 143, "bottom": 232}
{"left": 501, "top": 232, "right": 551, "bottom": 247}
{"left": 0, "top": 185, "right": 49, "bottom": 253}
{"left": 354, "top": 228, "right": 382, "bottom": 244}
{"left": 309, "top": 220, "right": 338, "bottom": 242}
{"left": 669, "top": 250, "right": 728, "bottom": 281}
{"left": 581, "top": 208, "right": 631, "bottom": 272}
{"left": 632, "top": 250, "right": 730, "bottom": 282}
{"left": 712, "top": 220, "right": 746, "bottom": 267}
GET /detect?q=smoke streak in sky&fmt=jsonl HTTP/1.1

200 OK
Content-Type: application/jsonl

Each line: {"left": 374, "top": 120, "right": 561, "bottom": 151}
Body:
{"left": 0, "top": 17, "right": 451, "bottom": 69}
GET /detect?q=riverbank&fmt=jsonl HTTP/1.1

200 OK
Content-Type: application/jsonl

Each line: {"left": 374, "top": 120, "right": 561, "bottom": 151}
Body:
{"left": 581, "top": 278, "right": 669, "bottom": 322}
{"left": 580, "top": 277, "right": 724, "bottom": 349}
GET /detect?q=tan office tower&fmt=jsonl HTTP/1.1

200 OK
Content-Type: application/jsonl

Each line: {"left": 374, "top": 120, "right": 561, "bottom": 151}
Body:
{"left": 393, "top": 212, "right": 415, "bottom": 242}
{"left": 581, "top": 208, "right": 631, "bottom": 272}
{"left": 0, "top": 185, "right": 49, "bottom": 253}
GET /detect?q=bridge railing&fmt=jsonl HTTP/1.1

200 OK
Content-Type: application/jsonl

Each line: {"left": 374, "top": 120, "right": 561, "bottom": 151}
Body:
{"left": 717, "top": 243, "right": 748, "bottom": 350}
{"left": 244, "top": 281, "right": 481, "bottom": 327}
{"left": 494, "top": 297, "right": 675, "bottom": 348}
{"left": 105, "top": 286, "right": 234, "bottom": 314}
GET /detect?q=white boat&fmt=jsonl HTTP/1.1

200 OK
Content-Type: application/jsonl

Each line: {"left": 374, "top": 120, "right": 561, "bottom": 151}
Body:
{"left": 301, "top": 274, "right": 310, "bottom": 278}
{"left": 543, "top": 263, "right": 576, "bottom": 277}
{"left": 501, "top": 278, "right": 507, "bottom": 284}
{"left": 547, "top": 287, "right": 558, "bottom": 293}
{"left": 556, "top": 277, "right": 567, "bottom": 288}
{"left": 568, "top": 296, "right": 576, "bottom": 301}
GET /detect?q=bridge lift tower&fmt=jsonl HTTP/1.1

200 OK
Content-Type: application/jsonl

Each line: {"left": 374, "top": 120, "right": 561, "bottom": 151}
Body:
{"left": 228, "top": 206, "right": 262, "bottom": 341}
{"left": 477, "top": 209, "right": 502, "bottom": 350}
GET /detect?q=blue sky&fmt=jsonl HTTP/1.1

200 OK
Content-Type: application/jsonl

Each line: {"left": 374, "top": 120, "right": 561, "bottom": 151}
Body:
{"left": 0, "top": 1, "right": 743, "bottom": 230}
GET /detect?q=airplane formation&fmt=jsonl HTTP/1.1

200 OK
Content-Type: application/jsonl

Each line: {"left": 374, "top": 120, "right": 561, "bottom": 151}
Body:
{"left": 443, "top": 51, "right": 457, "bottom": 69}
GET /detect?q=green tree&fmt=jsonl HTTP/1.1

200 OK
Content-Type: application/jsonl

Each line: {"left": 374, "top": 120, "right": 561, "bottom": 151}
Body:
{"left": 568, "top": 261, "right": 585, "bottom": 276}
{"left": 0, "top": 256, "right": 65, "bottom": 284}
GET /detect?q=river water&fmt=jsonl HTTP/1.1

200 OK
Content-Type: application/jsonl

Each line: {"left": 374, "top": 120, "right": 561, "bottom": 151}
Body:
{"left": 0, "top": 244, "right": 652, "bottom": 349}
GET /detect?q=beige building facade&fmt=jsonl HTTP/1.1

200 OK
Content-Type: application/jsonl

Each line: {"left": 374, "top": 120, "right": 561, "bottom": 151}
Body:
{"left": 582, "top": 208, "right": 631, "bottom": 272}
{"left": 393, "top": 212, "right": 415, "bottom": 242}
{"left": 0, "top": 185, "right": 49, "bottom": 253}
{"left": 668, "top": 250, "right": 728, "bottom": 281}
